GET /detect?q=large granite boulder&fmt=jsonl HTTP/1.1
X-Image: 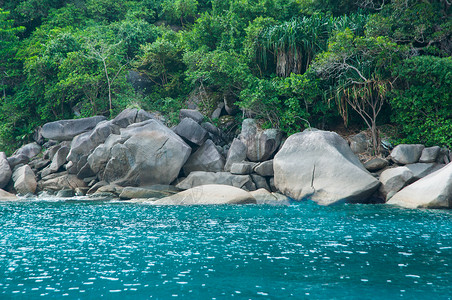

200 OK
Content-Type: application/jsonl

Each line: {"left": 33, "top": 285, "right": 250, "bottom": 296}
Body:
{"left": 182, "top": 139, "right": 224, "bottom": 176}
{"left": 379, "top": 167, "right": 415, "bottom": 201}
{"left": 239, "top": 119, "right": 282, "bottom": 162}
{"left": 7, "top": 154, "right": 29, "bottom": 170}
{"left": 274, "top": 130, "right": 380, "bottom": 205}
{"left": 224, "top": 138, "right": 247, "bottom": 172}
{"left": 254, "top": 160, "right": 274, "bottom": 177}
{"left": 152, "top": 185, "right": 256, "bottom": 205}
{"left": 12, "top": 165, "right": 37, "bottom": 194}
{"left": 387, "top": 163, "right": 452, "bottom": 209}
{"left": 41, "top": 116, "right": 107, "bottom": 141}
{"left": 390, "top": 144, "right": 424, "bottom": 165}
{"left": 14, "top": 142, "right": 41, "bottom": 159}
{"left": 0, "top": 152, "right": 12, "bottom": 189}
{"left": 176, "top": 171, "right": 256, "bottom": 191}
{"left": 89, "top": 119, "right": 191, "bottom": 187}
{"left": 173, "top": 117, "right": 209, "bottom": 146}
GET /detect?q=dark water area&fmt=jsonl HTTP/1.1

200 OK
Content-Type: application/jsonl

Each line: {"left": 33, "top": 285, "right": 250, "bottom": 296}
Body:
{"left": 0, "top": 199, "right": 451, "bottom": 299}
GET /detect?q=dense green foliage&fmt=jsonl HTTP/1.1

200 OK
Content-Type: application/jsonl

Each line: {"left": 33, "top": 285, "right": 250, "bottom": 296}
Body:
{"left": 0, "top": 0, "right": 450, "bottom": 153}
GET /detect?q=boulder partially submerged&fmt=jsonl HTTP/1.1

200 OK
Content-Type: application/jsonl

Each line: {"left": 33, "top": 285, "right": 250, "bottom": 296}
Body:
{"left": 152, "top": 184, "right": 256, "bottom": 205}
{"left": 274, "top": 130, "right": 380, "bottom": 205}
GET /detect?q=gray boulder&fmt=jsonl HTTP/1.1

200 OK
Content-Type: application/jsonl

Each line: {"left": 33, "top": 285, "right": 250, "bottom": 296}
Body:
{"left": 0, "top": 152, "right": 12, "bottom": 189}
{"left": 39, "top": 172, "right": 86, "bottom": 191}
{"left": 379, "top": 167, "right": 415, "bottom": 201}
{"left": 254, "top": 160, "right": 274, "bottom": 177}
{"left": 390, "top": 144, "right": 425, "bottom": 165}
{"left": 251, "top": 174, "right": 270, "bottom": 191}
{"left": 176, "top": 171, "right": 256, "bottom": 191}
{"left": 41, "top": 146, "right": 70, "bottom": 178}
{"left": 364, "top": 157, "right": 389, "bottom": 172}
{"left": 12, "top": 165, "right": 37, "bottom": 195}
{"left": 274, "top": 130, "right": 380, "bottom": 205}
{"left": 152, "top": 184, "right": 256, "bottom": 205}
{"left": 112, "top": 108, "right": 139, "bottom": 128}
{"left": 91, "top": 119, "right": 191, "bottom": 187}
{"left": 224, "top": 138, "right": 247, "bottom": 171}
{"left": 14, "top": 142, "right": 41, "bottom": 159}
{"left": 388, "top": 163, "right": 452, "bottom": 209}
{"left": 405, "top": 163, "right": 444, "bottom": 180}
{"left": 182, "top": 139, "right": 224, "bottom": 176}
{"left": 179, "top": 109, "right": 204, "bottom": 123}
{"left": 41, "top": 116, "right": 107, "bottom": 141}
{"left": 239, "top": 119, "right": 282, "bottom": 162}
{"left": 7, "top": 154, "right": 29, "bottom": 170}
{"left": 230, "top": 163, "right": 253, "bottom": 175}
{"left": 349, "top": 132, "right": 369, "bottom": 154}
{"left": 419, "top": 146, "right": 440, "bottom": 163}
{"left": 173, "top": 117, "right": 209, "bottom": 146}
{"left": 119, "top": 185, "right": 180, "bottom": 200}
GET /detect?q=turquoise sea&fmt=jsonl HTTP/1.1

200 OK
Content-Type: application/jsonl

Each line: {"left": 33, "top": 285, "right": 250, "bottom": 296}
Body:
{"left": 0, "top": 199, "right": 451, "bottom": 299}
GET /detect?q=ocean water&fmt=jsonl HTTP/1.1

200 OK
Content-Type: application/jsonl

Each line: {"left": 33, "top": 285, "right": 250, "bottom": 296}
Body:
{"left": 0, "top": 199, "right": 450, "bottom": 299}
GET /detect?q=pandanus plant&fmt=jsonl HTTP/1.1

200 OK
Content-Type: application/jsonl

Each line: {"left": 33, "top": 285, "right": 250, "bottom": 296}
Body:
{"left": 257, "top": 12, "right": 368, "bottom": 77}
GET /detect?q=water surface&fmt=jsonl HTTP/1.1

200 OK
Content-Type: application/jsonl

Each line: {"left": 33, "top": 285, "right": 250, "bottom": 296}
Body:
{"left": 0, "top": 199, "right": 451, "bottom": 299}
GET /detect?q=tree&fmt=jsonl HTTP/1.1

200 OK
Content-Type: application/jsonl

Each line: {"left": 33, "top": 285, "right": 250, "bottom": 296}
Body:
{"left": 83, "top": 37, "right": 130, "bottom": 114}
{"left": 0, "top": 9, "right": 24, "bottom": 98}
{"left": 313, "top": 29, "right": 405, "bottom": 155}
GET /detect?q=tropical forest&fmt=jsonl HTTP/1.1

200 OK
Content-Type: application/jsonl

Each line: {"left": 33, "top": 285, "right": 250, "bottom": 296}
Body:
{"left": 0, "top": 0, "right": 451, "bottom": 154}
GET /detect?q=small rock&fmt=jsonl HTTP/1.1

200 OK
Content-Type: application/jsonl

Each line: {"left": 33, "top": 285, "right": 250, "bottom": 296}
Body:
{"left": 14, "top": 142, "right": 41, "bottom": 159}
{"left": 56, "top": 189, "right": 75, "bottom": 198}
{"left": 173, "top": 118, "right": 209, "bottom": 146}
{"left": 364, "top": 157, "right": 389, "bottom": 172}
{"left": 230, "top": 163, "right": 252, "bottom": 175}
{"left": 0, "top": 152, "right": 12, "bottom": 189}
{"left": 251, "top": 174, "right": 270, "bottom": 191}
{"left": 224, "top": 138, "right": 247, "bottom": 172}
{"left": 379, "top": 167, "right": 415, "bottom": 201}
{"left": 119, "top": 185, "right": 180, "bottom": 200}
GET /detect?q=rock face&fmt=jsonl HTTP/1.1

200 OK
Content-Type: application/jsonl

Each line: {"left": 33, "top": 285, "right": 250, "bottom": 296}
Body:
{"left": 274, "top": 130, "right": 380, "bottom": 205}
{"left": 12, "top": 165, "right": 37, "bottom": 194}
{"left": 39, "top": 172, "right": 86, "bottom": 191}
{"left": 176, "top": 171, "right": 256, "bottom": 191}
{"left": 88, "top": 119, "right": 191, "bottom": 186}
{"left": 152, "top": 184, "right": 256, "bottom": 205}
{"left": 239, "top": 119, "right": 282, "bottom": 162}
{"left": 182, "top": 140, "right": 224, "bottom": 176}
{"left": 41, "top": 116, "right": 107, "bottom": 141}
{"left": 0, "top": 152, "right": 12, "bottom": 189}
{"left": 379, "top": 167, "right": 415, "bottom": 201}
{"left": 390, "top": 144, "right": 425, "bottom": 165}
{"left": 388, "top": 163, "right": 452, "bottom": 209}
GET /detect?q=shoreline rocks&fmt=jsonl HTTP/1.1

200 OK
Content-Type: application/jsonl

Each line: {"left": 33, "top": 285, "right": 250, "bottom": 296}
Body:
{"left": 0, "top": 109, "right": 449, "bottom": 209}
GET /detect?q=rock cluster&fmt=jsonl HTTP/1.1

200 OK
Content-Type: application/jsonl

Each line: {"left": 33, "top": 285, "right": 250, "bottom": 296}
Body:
{"left": 0, "top": 108, "right": 450, "bottom": 209}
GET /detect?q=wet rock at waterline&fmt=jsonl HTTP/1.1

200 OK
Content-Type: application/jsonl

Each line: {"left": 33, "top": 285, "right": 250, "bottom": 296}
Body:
{"left": 0, "top": 188, "right": 17, "bottom": 200}
{"left": 176, "top": 171, "right": 256, "bottom": 191}
{"left": 274, "top": 130, "right": 380, "bottom": 205}
{"left": 152, "top": 184, "right": 256, "bottom": 205}
{"left": 12, "top": 165, "right": 37, "bottom": 195}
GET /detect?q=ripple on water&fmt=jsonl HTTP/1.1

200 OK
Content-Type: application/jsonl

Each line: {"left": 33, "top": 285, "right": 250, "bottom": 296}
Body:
{"left": 0, "top": 200, "right": 451, "bottom": 299}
